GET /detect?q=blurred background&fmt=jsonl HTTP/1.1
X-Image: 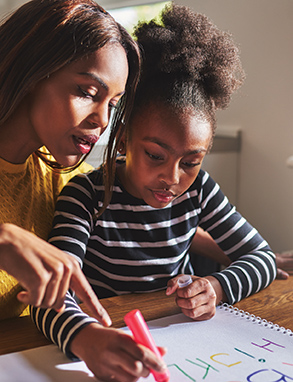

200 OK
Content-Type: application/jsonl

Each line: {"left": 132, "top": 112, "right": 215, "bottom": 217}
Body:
{"left": 1, "top": 0, "right": 292, "bottom": 253}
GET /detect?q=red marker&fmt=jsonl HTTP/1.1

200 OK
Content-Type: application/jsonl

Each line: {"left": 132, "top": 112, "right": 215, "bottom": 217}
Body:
{"left": 124, "top": 309, "right": 170, "bottom": 382}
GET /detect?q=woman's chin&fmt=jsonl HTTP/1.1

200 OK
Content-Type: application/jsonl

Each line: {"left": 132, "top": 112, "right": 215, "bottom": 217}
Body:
{"left": 57, "top": 154, "right": 83, "bottom": 168}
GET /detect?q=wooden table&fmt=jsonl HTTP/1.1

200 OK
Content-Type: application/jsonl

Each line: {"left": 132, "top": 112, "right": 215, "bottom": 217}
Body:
{"left": 1, "top": 277, "right": 293, "bottom": 356}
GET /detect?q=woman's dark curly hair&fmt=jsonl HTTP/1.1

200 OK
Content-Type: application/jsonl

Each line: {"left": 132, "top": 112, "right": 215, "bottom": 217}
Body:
{"left": 131, "top": 2, "right": 245, "bottom": 139}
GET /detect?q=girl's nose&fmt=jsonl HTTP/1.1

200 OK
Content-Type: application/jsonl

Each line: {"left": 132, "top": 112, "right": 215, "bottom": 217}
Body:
{"left": 160, "top": 163, "right": 180, "bottom": 186}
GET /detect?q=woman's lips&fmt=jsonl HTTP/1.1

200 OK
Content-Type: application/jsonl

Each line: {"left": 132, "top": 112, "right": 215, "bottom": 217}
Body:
{"left": 73, "top": 135, "right": 99, "bottom": 155}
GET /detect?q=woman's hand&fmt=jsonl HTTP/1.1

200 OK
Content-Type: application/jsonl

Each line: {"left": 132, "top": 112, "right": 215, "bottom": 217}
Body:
{"left": 166, "top": 274, "right": 225, "bottom": 321}
{"left": 70, "top": 323, "right": 168, "bottom": 382}
{"left": 0, "top": 223, "right": 111, "bottom": 326}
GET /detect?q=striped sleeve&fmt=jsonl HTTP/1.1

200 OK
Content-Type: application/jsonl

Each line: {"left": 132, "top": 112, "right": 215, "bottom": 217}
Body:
{"left": 47, "top": 172, "right": 98, "bottom": 263}
{"left": 31, "top": 172, "right": 100, "bottom": 359}
{"left": 197, "top": 171, "right": 276, "bottom": 304}
{"left": 30, "top": 292, "right": 98, "bottom": 359}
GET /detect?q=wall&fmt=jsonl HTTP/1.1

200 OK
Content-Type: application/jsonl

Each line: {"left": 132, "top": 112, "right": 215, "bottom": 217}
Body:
{"left": 95, "top": 0, "right": 293, "bottom": 251}
{"left": 173, "top": 0, "right": 293, "bottom": 252}
{"left": 0, "top": 0, "right": 22, "bottom": 16}
{"left": 1, "top": 0, "right": 292, "bottom": 251}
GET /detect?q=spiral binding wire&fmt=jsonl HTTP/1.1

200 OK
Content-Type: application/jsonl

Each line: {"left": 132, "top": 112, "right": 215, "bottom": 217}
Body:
{"left": 219, "top": 303, "right": 293, "bottom": 336}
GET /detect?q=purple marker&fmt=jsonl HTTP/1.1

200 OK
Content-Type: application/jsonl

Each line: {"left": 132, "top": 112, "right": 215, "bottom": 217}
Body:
{"left": 124, "top": 309, "right": 170, "bottom": 382}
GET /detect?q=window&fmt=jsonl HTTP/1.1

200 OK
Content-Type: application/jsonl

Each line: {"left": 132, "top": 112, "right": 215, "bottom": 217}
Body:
{"left": 109, "top": 2, "right": 170, "bottom": 35}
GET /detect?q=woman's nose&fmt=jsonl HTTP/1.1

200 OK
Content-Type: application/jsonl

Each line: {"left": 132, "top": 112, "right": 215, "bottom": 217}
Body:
{"left": 88, "top": 102, "right": 110, "bottom": 131}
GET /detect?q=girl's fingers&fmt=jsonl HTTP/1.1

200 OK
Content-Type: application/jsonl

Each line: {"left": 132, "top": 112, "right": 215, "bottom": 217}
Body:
{"left": 166, "top": 274, "right": 185, "bottom": 295}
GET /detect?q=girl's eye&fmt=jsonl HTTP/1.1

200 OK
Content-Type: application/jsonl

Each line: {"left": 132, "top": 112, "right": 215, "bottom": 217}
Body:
{"left": 182, "top": 161, "right": 201, "bottom": 168}
{"left": 145, "top": 150, "right": 163, "bottom": 161}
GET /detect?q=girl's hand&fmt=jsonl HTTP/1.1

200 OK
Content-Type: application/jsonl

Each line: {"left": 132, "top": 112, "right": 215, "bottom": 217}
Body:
{"left": 166, "top": 274, "right": 221, "bottom": 321}
{"left": 275, "top": 251, "right": 293, "bottom": 280}
{"left": 70, "top": 323, "right": 168, "bottom": 382}
{"left": 0, "top": 223, "right": 111, "bottom": 326}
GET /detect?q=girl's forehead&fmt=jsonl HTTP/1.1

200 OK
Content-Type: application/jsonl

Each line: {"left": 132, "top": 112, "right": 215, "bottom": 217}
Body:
{"left": 134, "top": 104, "right": 212, "bottom": 136}
{"left": 131, "top": 105, "right": 212, "bottom": 152}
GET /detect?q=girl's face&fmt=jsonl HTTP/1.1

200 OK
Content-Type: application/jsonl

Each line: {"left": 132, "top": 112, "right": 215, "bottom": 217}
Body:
{"left": 118, "top": 104, "right": 212, "bottom": 209}
{"left": 27, "top": 43, "right": 128, "bottom": 167}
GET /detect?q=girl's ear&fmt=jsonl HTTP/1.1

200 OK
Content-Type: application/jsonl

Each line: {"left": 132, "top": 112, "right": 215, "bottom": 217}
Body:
{"left": 118, "top": 133, "right": 127, "bottom": 155}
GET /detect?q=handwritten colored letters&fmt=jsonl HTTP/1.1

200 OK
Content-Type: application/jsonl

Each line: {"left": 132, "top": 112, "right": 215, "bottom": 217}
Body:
{"left": 138, "top": 308, "right": 293, "bottom": 382}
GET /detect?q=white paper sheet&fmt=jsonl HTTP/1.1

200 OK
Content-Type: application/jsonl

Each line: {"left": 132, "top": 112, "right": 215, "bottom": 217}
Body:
{"left": 1, "top": 306, "right": 293, "bottom": 382}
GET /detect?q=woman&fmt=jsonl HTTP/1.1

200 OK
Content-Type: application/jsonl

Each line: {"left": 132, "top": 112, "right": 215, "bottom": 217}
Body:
{"left": 0, "top": 0, "right": 140, "bottom": 321}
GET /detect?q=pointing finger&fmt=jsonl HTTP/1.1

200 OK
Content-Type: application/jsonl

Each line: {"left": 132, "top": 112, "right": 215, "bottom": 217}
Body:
{"left": 71, "top": 269, "right": 112, "bottom": 327}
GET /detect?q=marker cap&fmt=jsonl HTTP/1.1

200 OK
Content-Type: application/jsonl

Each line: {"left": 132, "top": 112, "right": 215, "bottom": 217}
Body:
{"left": 177, "top": 275, "right": 193, "bottom": 288}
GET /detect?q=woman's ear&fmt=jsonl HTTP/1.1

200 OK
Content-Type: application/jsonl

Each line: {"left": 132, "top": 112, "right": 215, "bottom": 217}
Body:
{"left": 118, "top": 133, "right": 126, "bottom": 155}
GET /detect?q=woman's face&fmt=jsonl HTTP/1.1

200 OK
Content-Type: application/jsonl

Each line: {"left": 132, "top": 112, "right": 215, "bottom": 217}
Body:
{"left": 27, "top": 43, "right": 129, "bottom": 167}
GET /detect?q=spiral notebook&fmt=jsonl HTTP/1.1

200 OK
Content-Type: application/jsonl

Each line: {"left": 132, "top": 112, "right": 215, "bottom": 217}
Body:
{"left": 0, "top": 304, "right": 292, "bottom": 382}
{"left": 140, "top": 304, "right": 293, "bottom": 382}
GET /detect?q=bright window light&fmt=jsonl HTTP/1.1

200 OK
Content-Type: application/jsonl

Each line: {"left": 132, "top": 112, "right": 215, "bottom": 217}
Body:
{"left": 109, "top": 2, "right": 170, "bottom": 35}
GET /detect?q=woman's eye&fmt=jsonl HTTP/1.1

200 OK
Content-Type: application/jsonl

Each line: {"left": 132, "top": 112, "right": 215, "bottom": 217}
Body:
{"left": 78, "top": 86, "right": 96, "bottom": 99}
{"left": 109, "top": 102, "right": 117, "bottom": 111}
{"left": 110, "top": 96, "right": 123, "bottom": 111}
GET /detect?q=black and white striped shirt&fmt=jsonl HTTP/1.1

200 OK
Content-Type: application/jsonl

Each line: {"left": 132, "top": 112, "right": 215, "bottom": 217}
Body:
{"left": 31, "top": 166, "right": 276, "bottom": 358}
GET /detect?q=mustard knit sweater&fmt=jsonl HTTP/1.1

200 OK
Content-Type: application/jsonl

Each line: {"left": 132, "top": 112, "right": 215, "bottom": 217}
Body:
{"left": 0, "top": 152, "right": 92, "bottom": 320}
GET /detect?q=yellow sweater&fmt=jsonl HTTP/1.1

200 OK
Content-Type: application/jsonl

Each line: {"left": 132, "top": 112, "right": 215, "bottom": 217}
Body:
{"left": 0, "top": 152, "right": 92, "bottom": 320}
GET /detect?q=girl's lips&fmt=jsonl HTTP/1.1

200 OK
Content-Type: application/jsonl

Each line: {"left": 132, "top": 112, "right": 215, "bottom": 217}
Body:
{"left": 73, "top": 135, "right": 99, "bottom": 155}
{"left": 152, "top": 190, "right": 175, "bottom": 203}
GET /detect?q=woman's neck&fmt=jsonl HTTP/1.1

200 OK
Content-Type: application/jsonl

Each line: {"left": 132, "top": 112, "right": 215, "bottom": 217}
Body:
{"left": 0, "top": 102, "right": 40, "bottom": 164}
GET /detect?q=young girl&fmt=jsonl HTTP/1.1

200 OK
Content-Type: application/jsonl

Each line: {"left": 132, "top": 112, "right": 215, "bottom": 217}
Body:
{"left": 32, "top": 4, "right": 276, "bottom": 381}
{"left": 0, "top": 0, "right": 140, "bottom": 320}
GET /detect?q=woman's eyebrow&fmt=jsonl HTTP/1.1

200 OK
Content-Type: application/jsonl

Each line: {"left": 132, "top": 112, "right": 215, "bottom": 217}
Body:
{"left": 78, "top": 72, "right": 108, "bottom": 90}
{"left": 78, "top": 72, "right": 126, "bottom": 96}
